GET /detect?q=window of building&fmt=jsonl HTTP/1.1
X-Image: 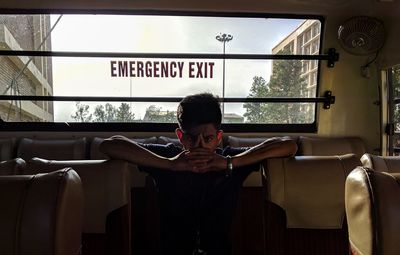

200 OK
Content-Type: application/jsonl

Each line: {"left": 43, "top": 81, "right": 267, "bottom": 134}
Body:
{"left": 302, "top": 61, "right": 309, "bottom": 73}
{"left": 312, "top": 23, "right": 320, "bottom": 38}
{"left": 0, "top": 13, "right": 323, "bottom": 131}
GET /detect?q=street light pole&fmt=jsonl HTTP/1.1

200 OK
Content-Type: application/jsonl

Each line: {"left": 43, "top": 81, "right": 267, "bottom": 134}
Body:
{"left": 215, "top": 33, "right": 233, "bottom": 120}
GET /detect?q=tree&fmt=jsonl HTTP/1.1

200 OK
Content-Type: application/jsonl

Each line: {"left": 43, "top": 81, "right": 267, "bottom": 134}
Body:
{"left": 116, "top": 103, "right": 135, "bottom": 122}
{"left": 243, "top": 76, "right": 269, "bottom": 123}
{"left": 93, "top": 105, "right": 106, "bottom": 122}
{"left": 71, "top": 102, "right": 92, "bottom": 122}
{"left": 244, "top": 48, "right": 308, "bottom": 123}
{"left": 73, "top": 102, "right": 135, "bottom": 122}
{"left": 144, "top": 105, "right": 176, "bottom": 123}
{"left": 93, "top": 103, "right": 118, "bottom": 122}
{"left": 93, "top": 103, "right": 135, "bottom": 122}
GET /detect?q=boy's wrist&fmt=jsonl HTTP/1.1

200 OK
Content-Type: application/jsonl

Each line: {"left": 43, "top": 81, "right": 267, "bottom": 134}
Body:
{"left": 225, "top": 155, "right": 233, "bottom": 177}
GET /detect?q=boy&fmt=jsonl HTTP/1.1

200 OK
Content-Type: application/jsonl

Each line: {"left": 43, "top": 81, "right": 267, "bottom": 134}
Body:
{"left": 100, "top": 92, "right": 297, "bottom": 255}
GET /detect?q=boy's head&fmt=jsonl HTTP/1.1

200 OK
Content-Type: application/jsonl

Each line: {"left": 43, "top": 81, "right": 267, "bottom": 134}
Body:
{"left": 177, "top": 93, "right": 222, "bottom": 131}
{"left": 175, "top": 93, "right": 223, "bottom": 150}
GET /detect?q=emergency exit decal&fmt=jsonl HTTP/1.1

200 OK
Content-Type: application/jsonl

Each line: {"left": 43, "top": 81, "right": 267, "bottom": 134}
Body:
{"left": 111, "top": 60, "right": 215, "bottom": 78}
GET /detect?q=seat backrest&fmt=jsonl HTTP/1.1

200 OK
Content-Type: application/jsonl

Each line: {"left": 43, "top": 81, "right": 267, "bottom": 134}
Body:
{"left": 361, "top": 153, "right": 400, "bottom": 173}
{"left": 0, "top": 168, "right": 83, "bottom": 255}
{"left": 25, "top": 158, "right": 131, "bottom": 255}
{"left": 17, "top": 138, "right": 87, "bottom": 160}
{"left": 0, "top": 138, "right": 16, "bottom": 161}
{"left": 264, "top": 154, "right": 360, "bottom": 228}
{"left": 345, "top": 167, "right": 400, "bottom": 255}
{"left": 298, "top": 136, "right": 366, "bottom": 157}
{"left": 89, "top": 137, "right": 153, "bottom": 188}
{"left": 0, "top": 158, "right": 26, "bottom": 175}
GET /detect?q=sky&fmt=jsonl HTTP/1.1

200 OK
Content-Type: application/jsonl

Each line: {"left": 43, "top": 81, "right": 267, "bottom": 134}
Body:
{"left": 49, "top": 14, "right": 305, "bottom": 121}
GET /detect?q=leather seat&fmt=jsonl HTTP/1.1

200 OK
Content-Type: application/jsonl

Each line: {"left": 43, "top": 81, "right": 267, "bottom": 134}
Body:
{"left": 17, "top": 138, "right": 87, "bottom": 160}
{"left": 298, "top": 136, "right": 366, "bottom": 157}
{"left": 361, "top": 153, "right": 400, "bottom": 173}
{"left": 262, "top": 154, "right": 361, "bottom": 255}
{"left": 345, "top": 166, "right": 400, "bottom": 255}
{"left": 0, "top": 168, "right": 84, "bottom": 255}
{"left": 0, "top": 158, "right": 25, "bottom": 175}
{"left": 25, "top": 158, "right": 131, "bottom": 255}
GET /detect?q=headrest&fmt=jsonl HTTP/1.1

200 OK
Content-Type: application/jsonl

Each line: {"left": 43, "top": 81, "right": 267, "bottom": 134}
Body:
{"left": 0, "top": 158, "right": 26, "bottom": 175}
{"left": 345, "top": 167, "right": 400, "bottom": 255}
{"left": 264, "top": 154, "right": 360, "bottom": 229}
{"left": 298, "top": 136, "right": 366, "bottom": 157}
{"left": 0, "top": 168, "right": 83, "bottom": 255}
{"left": 90, "top": 136, "right": 157, "bottom": 159}
{"left": 361, "top": 153, "right": 400, "bottom": 173}
{"left": 17, "top": 138, "right": 87, "bottom": 160}
{"left": 25, "top": 158, "right": 130, "bottom": 233}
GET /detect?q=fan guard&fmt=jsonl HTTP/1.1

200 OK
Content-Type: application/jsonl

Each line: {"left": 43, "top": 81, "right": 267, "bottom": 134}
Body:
{"left": 338, "top": 16, "right": 385, "bottom": 56}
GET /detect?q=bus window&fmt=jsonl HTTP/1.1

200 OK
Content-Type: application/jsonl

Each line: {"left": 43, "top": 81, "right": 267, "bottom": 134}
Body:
{"left": 0, "top": 13, "right": 325, "bottom": 132}
{"left": 387, "top": 65, "right": 400, "bottom": 155}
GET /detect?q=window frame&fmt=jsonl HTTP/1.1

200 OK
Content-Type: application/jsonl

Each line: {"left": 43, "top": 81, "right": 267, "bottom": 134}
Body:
{"left": 0, "top": 9, "right": 329, "bottom": 133}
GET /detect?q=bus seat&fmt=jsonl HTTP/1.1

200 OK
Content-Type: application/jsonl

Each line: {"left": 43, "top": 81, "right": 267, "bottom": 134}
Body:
{"left": 17, "top": 138, "right": 87, "bottom": 160}
{"left": 361, "top": 153, "right": 400, "bottom": 173}
{"left": 25, "top": 158, "right": 131, "bottom": 255}
{"left": 0, "top": 138, "right": 16, "bottom": 160}
{"left": 0, "top": 168, "right": 83, "bottom": 255}
{"left": 0, "top": 158, "right": 25, "bottom": 175}
{"left": 298, "top": 136, "right": 366, "bottom": 157}
{"left": 263, "top": 154, "right": 361, "bottom": 255}
{"left": 345, "top": 167, "right": 400, "bottom": 255}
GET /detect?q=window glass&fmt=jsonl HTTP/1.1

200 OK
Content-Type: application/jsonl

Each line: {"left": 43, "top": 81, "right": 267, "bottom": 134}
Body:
{"left": 388, "top": 65, "right": 400, "bottom": 155}
{"left": 0, "top": 14, "right": 322, "bottom": 125}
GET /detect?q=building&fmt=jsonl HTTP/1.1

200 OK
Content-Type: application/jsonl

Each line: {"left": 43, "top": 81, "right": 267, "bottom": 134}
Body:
{"left": 223, "top": 113, "right": 244, "bottom": 123}
{"left": 0, "top": 15, "right": 53, "bottom": 122}
{"left": 272, "top": 20, "right": 321, "bottom": 99}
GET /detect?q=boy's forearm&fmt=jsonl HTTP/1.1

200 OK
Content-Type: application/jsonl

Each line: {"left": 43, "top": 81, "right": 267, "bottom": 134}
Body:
{"left": 99, "top": 137, "right": 173, "bottom": 170}
{"left": 231, "top": 138, "right": 297, "bottom": 168}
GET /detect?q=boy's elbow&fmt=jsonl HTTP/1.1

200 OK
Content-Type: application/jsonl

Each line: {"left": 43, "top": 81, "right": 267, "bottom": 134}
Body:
{"left": 99, "top": 139, "right": 114, "bottom": 155}
{"left": 284, "top": 139, "right": 298, "bottom": 157}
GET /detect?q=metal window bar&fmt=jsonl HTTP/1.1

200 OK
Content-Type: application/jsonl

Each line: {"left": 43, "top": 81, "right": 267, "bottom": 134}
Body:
{"left": 0, "top": 48, "right": 339, "bottom": 67}
{"left": 0, "top": 90, "right": 335, "bottom": 109}
{"left": 388, "top": 68, "right": 395, "bottom": 155}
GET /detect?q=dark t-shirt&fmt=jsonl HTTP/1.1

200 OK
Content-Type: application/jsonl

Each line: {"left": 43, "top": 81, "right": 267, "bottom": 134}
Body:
{"left": 138, "top": 143, "right": 257, "bottom": 255}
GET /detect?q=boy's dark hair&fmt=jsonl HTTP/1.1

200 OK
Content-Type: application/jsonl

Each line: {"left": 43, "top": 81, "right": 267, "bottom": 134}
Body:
{"left": 177, "top": 93, "right": 222, "bottom": 131}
